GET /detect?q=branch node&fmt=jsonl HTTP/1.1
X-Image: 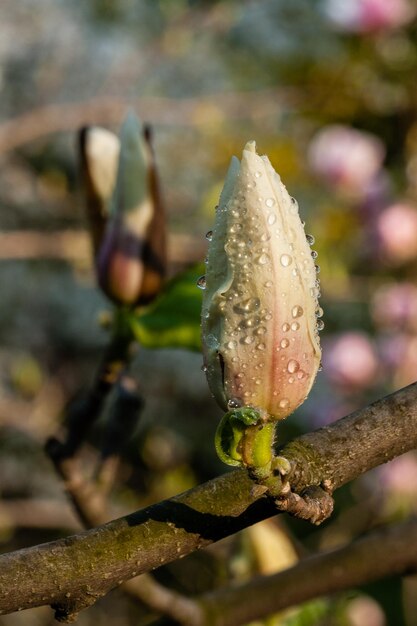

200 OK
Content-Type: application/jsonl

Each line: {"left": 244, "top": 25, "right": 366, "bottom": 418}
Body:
{"left": 275, "top": 484, "right": 334, "bottom": 526}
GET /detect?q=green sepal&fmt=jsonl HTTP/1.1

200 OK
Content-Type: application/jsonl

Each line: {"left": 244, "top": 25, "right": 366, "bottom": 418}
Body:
{"left": 214, "top": 407, "right": 261, "bottom": 467}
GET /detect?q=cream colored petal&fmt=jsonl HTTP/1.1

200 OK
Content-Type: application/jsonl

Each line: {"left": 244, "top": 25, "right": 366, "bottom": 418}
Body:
{"left": 202, "top": 141, "right": 322, "bottom": 419}
{"left": 85, "top": 127, "right": 120, "bottom": 208}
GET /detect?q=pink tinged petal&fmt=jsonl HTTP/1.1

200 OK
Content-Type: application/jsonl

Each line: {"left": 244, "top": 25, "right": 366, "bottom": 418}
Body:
{"left": 202, "top": 142, "right": 322, "bottom": 420}
{"left": 108, "top": 252, "right": 144, "bottom": 305}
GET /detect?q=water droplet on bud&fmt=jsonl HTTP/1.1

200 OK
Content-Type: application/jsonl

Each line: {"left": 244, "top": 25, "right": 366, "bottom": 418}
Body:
{"left": 257, "top": 253, "right": 269, "bottom": 265}
{"left": 197, "top": 275, "right": 207, "bottom": 290}
{"left": 279, "top": 398, "right": 290, "bottom": 409}
{"left": 292, "top": 305, "right": 303, "bottom": 318}
{"left": 228, "top": 398, "right": 242, "bottom": 409}
{"left": 317, "top": 319, "right": 325, "bottom": 331}
{"left": 287, "top": 359, "right": 300, "bottom": 374}
{"left": 205, "top": 230, "right": 213, "bottom": 241}
{"left": 311, "top": 250, "right": 318, "bottom": 259}
{"left": 306, "top": 234, "right": 315, "bottom": 245}
{"left": 280, "top": 254, "right": 292, "bottom": 267}
{"left": 265, "top": 198, "right": 276, "bottom": 208}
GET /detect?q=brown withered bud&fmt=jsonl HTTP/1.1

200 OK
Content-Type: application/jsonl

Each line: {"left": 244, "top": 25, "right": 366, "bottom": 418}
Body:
{"left": 80, "top": 112, "right": 166, "bottom": 307}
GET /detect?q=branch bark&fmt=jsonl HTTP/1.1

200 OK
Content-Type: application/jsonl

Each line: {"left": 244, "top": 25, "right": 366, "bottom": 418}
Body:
{"left": 0, "top": 382, "right": 416, "bottom": 622}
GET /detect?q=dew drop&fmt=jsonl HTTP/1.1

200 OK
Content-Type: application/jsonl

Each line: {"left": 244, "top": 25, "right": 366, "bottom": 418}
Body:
{"left": 226, "top": 340, "right": 237, "bottom": 349}
{"left": 316, "top": 306, "right": 324, "bottom": 318}
{"left": 315, "top": 264, "right": 320, "bottom": 274}
{"left": 257, "top": 343, "right": 266, "bottom": 351}
{"left": 311, "top": 250, "right": 318, "bottom": 259}
{"left": 255, "top": 171, "right": 262, "bottom": 178}
{"left": 267, "top": 213, "right": 277, "bottom": 225}
{"left": 197, "top": 275, "right": 206, "bottom": 290}
{"left": 306, "top": 234, "right": 315, "bottom": 245}
{"left": 228, "top": 398, "right": 242, "bottom": 409}
{"left": 201, "top": 364, "right": 208, "bottom": 373}
{"left": 243, "top": 336, "right": 255, "bottom": 345}
{"left": 282, "top": 322, "right": 290, "bottom": 332}
{"left": 280, "top": 254, "right": 292, "bottom": 267}
{"left": 265, "top": 198, "right": 276, "bottom": 208}
{"left": 257, "top": 253, "right": 270, "bottom": 265}
{"left": 288, "top": 376, "right": 294, "bottom": 384}
{"left": 256, "top": 326, "right": 267, "bottom": 335}
{"left": 292, "top": 305, "right": 303, "bottom": 318}
{"left": 264, "top": 312, "right": 273, "bottom": 321}
{"left": 291, "top": 321, "right": 300, "bottom": 331}
{"left": 280, "top": 338, "right": 289, "bottom": 348}
{"left": 290, "top": 198, "right": 298, "bottom": 214}
{"left": 317, "top": 319, "right": 325, "bottom": 331}
{"left": 279, "top": 398, "right": 290, "bottom": 409}
{"left": 264, "top": 280, "right": 273, "bottom": 288}
{"left": 205, "top": 230, "right": 213, "bottom": 241}
{"left": 287, "top": 359, "right": 300, "bottom": 374}
{"left": 230, "top": 223, "right": 243, "bottom": 233}
{"left": 234, "top": 298, "right": 261, "bottom": 314}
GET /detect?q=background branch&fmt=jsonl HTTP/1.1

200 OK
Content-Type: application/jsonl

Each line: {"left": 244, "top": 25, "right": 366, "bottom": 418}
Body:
{"left": 0, "top": 91, "right": 293, "bottom": 154}
{"left": 0, "top": 381, "right": 416, "bottom": 622}
{"left": 197, "top": 517, "right": 417, "bottom": 626}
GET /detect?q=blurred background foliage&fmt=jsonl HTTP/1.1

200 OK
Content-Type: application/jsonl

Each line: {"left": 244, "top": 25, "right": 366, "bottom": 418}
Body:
{"left": 1, "top": 1, "right": 417, "bottom": 625}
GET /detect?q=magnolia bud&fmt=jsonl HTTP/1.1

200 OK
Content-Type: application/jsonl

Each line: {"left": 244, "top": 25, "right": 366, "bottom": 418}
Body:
{"left": 95, "top": 112, "right": 166, "bottom": 306}
{"left": 202, "top": 141, "right": 322, "bottom": 420}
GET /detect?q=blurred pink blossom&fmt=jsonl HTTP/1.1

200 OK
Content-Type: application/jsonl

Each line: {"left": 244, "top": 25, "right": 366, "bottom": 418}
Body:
{"left": 379, "top": 333, "right": 417, "bottom": 387}
{"left": 324, "top": 0, "right": 415, "bottom": 33}
{"left": 378, "top": 332, "right": 408, "bottom": 370}
{"left": 378, "top": 452, "right": 417, "bottom": 497}
{"left": 394, "top": 335, "right": 417, "bottom": 387}
{"left": 376, "top": 202, "right": 417, "bottom": 265}
{"left": 323, "top": 332, "right": 379, "bottom": 389}
{"left": 346, "top": 596, "right": 386, "bottom": 626}
{"left": 371, "top": 282, "right": 417, "bottom": 331}
{"left": 308, "top": 125, "right": 385, "bottom": 198}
